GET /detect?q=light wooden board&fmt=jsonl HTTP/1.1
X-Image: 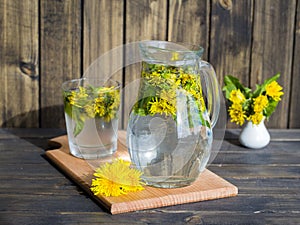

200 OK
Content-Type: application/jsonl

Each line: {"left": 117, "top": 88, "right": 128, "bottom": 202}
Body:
{"left": 46, "top": 131, "right": 238, "bottom": 214}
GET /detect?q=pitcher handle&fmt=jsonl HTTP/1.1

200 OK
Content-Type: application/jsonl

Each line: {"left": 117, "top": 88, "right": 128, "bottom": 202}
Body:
{"left": 199, "top": 60, "right": 220, "bottom": 128}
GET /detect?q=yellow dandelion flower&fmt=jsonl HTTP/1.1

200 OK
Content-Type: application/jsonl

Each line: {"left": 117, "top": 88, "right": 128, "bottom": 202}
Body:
{"left": 84, "top": 104, "right": 95, "bottom": 118}
{"left": 149, "top": 98, "right": 176, "bottom": 116}
{"left": 95, "top": 95, "right": 105, "bottom": 104}
{"left": 253, "top": 95, "right": 268, "bottom": 113}
{"left": 248, "top": 113, "right": 264, "bottom": 125}
{"left": 166, "top": 72, "right": 177, "bottom": 81}
{"left": 188, "top": 87, "right": 203, "bottom": 102}
{"left": 160, "top": 89, "right": 176, "bottom": 104}
{"left": 78, "top": 86, "right": 88, "bottom": 98}
{"left": 68, "top": 91, "right": 76, "bottom": 105}
{"left": 164, "top": 77, "right": 177, "bottom": 87}
{"left": 179, "top": 73, "right": 191, "bottom": 85}
{"left": 228, "top": 103, "right": 246, "bottom": 126}
{"left": 148, "top": 76, "right": 164, "bottom": 86}
{"left": 104, "top": 109, "right": 117, "bottom": 122}
{"left": 188, "top": 88, "right": 197, "bottom": 98}
{"left": 175, "top": 78, "right": 182, "bottom": 87}
{"left": 229, "top": 89, "right": 246, "bottom": 104}
{"left": 93, "top": 89, "right": 120, "bottom": 119}
{"left": 266, "top": 81, "right": 284, "bottom": 101}
{"left": 90, "top": 159, "right": 144, "bottom": 197}
{"left": 199, "top": 96, "right": 206, "bottom": 112}
{"left": 163, "top": 100, "right": 176, "bottom": 116}
{"left": 68, "top": 88, "right": 89, "bottom": 108}
{"left": 98, "top": 86, "right": 115, "bottom": 93}
{"left": 149, "top": 98, "right": 164, "bottom": 115}
{"left": 155, "top": 65, "right": 166, "bottom": 73}
{"left": 109, "top": 94, "right": 120, "bottom": 110}
{"left": 141, "top": 71, "right": 150, "bottom": 79}
{"left": 151, "top": 71, "right": 160, "bottom": 77}
{"left": 94, "top": 104, "right": 106, "bottom": 117}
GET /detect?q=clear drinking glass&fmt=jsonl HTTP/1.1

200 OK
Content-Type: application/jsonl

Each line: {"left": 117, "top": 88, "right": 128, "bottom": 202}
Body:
{"left": 62, "top": 78, "right": 120, "bottom": 159}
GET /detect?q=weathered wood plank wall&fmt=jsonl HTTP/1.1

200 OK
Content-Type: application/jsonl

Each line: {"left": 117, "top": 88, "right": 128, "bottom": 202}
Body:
{"left": 0, "top": 0, "right": 299, "bottom": 129}
{"left": 0, "top": 0, "right": 39, "bottom": 127}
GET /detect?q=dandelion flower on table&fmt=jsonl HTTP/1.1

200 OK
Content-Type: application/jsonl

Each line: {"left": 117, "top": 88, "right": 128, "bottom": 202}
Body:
{"left": 90, "top": 159, "right": 144, "bottom": 197}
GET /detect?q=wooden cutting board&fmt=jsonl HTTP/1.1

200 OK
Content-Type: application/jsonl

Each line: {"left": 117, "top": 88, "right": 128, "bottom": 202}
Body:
{"left": 46, "top": 131, "right": 238, "bottom": 214}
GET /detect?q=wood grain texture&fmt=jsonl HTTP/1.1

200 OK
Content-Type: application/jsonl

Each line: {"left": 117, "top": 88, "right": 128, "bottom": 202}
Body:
{"left": 40, "top": 0, "right": 82, "bottom": 128}
{"left": 123, "top": 0, "right": 168, "bottom": 128}
{"left": 83, "top": 0, "right": 123, "bottom": 77}
{"left": 210, "top": 0, "right": 253, "bottom": 85}
{"left": 250, "top": 0, "right": 296, "bottom": 128}
{"left": 1, "top": 0, "right": 300, "bottom": 129}
{"left": 46, "top": 132, "right": 238, "bottom": 214}
{"left": 210, "top": 0, "right": 253, "bottom": 128}
{"left": 1, "top": 128, "right": 300, "bottom": 224}
{"left": 168, "top": 0, "right": 210, "bottom": 60}
{"left": 289, "top": 0, "right": 300, "bottom": 128}
{"left": 125, "top": 0, "right": 168, "bottom": 43}
{"left": 0, "top": 0, "right": 39, "bottom": 127}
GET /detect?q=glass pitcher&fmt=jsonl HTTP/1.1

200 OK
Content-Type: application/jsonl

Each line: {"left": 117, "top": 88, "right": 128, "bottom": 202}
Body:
{"left": 127, "top": 41, "right": 220, "bottom": 188}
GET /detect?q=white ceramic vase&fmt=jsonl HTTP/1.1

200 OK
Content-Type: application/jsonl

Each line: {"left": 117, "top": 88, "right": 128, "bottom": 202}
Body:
{"left": 239, "top": 118, "right": 270, "bottom": 149}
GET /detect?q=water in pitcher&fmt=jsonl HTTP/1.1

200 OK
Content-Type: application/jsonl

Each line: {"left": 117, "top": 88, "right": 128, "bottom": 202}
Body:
{"left": 127, "top": 113, "right": 212, "bottom": 188}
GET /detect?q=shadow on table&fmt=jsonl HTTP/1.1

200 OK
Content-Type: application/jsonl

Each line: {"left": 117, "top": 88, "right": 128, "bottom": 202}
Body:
{"left": 224, "top": 129, "right": 244, "bottom": 147}
{"left": 1, "top": 106, "right": 66, "bottom": 149}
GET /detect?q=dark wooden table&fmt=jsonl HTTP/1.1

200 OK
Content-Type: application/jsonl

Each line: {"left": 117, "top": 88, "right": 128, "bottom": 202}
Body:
{"left": 1, "top": 128, "right": 299, "bottom": 225}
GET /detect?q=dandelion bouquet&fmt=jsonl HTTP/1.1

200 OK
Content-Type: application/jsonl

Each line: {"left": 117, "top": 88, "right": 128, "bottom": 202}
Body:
{"left": 223, "top": 73, "right": 283, "bottom": 126}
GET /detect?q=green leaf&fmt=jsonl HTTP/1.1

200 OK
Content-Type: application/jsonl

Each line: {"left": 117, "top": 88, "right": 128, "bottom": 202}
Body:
{"left": 252, "top": 84, "right": 263, "bottom": 98}
{"left": 204, "top": 120, "right": 211, "bottom": 129}
{"left": 64, "top": 101, "right": 73, "bottom": 119}
{"left": 135, "top": 107, "right": 147, "bottom": 116}
{"left": 263, "top": 73, "right": 280, "bottom": 86}
{"left": 223, "top": 75, "right": 247, "bottom": 99}
{"left": 253, "top": 73, "right": 280, "bottom": 97}
{"left": 71, "top": 107, "right": 86, "bottom": 137}
{"left": 264, "top": 99, "right": 279, "bottom": 118}
{"left": 224, "top": 75, "right": 245, "bottom": 90}
{"left": 73, "top": 118, "right": 85, "bottom": 137}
